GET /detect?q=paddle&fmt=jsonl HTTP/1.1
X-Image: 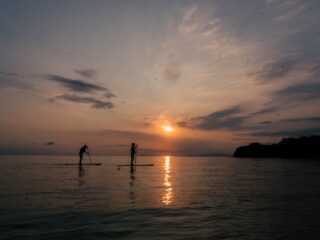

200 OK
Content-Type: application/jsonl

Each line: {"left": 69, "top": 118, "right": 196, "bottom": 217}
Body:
{"left": 87, "top": 148, "right": 92, "bottom": 163}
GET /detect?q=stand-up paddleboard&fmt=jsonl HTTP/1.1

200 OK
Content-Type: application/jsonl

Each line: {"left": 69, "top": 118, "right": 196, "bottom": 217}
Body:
{"left": 54, "top": 163, "right": 102, "bottom": 166}
{"left": 116, "top": 164, "right": 154, "bottom": 167}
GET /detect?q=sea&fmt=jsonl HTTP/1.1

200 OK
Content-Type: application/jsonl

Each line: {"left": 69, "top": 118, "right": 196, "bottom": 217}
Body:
{"left": 0, "top": 155, "right": 320, "bottom": 240}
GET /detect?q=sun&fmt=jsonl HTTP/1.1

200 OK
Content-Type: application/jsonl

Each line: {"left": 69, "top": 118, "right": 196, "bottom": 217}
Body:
{"left": 162, "top": 125, "right": 174, "bottom": 133}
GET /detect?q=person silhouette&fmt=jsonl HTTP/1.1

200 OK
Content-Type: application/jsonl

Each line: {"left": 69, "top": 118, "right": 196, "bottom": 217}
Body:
{"left": 130, "top": 143, "right": 138, "bottom": 166}
{"left": 79, "top": 145, "right": 89, "bottom": 165}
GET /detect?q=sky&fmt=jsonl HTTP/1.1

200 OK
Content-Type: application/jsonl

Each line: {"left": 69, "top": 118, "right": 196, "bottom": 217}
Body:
{"left": 0, "top": 0, "right": 320, "bottom": 155}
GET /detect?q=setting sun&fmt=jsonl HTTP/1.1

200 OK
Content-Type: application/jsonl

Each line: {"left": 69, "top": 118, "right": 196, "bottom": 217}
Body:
{"left": 162, "top": 125, "right": 174, "bottom": 133}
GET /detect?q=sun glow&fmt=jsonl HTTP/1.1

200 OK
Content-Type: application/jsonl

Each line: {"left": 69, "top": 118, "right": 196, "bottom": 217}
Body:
{"left": 162, "top": 125, "right": 174, "bottom": 133}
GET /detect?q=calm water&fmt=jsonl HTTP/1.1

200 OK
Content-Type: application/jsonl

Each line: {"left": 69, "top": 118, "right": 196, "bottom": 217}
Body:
{"left": 0, "top": 156, "right": 320, "bottom": 240}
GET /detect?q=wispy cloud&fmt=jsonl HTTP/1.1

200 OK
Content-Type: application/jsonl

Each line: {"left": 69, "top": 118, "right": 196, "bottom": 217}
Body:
{"left": 257, "top": 116, "right": 320, "bottom": 126}
{"left": 55, "top": 94, "right": 114, "bottom": 110}
{"left": 103, "top": 92, "right": 116, "bottom": 99}
{"left": 75, "top": 68, "right": 97, "bottom": 79}
{"left": 46, "top": 72, "right": 117, "bottom": 110}
{"left": 179, "top": 106, "right": 247, "bottom": 130}
{"left": 162, "top": 63, "right": 182, "bottom": 82}
{"left": 274, "top": 4, "right": 307, "bottom": 22}
{"left": 283, "top": 117, "right": 320, "bottom": 123}
{"left": 47, "top": 74, "right": 107, "bottom": 93}
{"left": 179, "top": 5, "right": 199, "bottom": 34}
{"left": 274, "top": 82, "right": 320, "bottom": 102}
{"left": 250, "top": 106, "right": 279, "bottom": 116}
{"left": 0, "top": 71, "right": 35, "bottom": 91}
{"left": 259, "top": 121, "right": 273, "bottom": 125}
{"left": 265, "top": 0, "right": 278, "bottom": 5}
{"left": 203, "top": 106, "right": 242, "bottom": 118}
{"left": 155, "top": 3, "right": 254, "bottom": 89}
{"left": 251, "top": 57, "right": 300, "bottom": 83}
{"left": 0, "top": 71, "right": 20, "bottom": 77}
{"left": 250, "top": 127, "right": 320, "bottom": 138}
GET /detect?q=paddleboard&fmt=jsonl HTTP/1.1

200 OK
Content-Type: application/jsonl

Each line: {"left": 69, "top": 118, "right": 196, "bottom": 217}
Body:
{"left": 116, "top": 164, "right": 154, "bottom": 167}
{"left": 55, "top": 163, "right": 102, "bottom": 166}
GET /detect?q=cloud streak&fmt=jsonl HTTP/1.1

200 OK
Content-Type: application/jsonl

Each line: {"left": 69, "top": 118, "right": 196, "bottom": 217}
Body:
{"left": 44, "top": 141, "right": 55, "bottom": 146}
{"left": 75, "top": 69, "right": 97, "bottom": 79}
{"left": 47, "top": 72, "right": 117, "bottom": 110}
{"left": 0, "top": 71, "right": 20, "bottom": 77}
{"left": 274, "top": 4, "right": 307, "bottom": 22}
{"left": 104, "top": 92, "right": 116, "bottom": 99}
{"left": 274, "top": 82, "right": 320, "bottom": 102}
{"left": 179, "top": 106, "right": 247, "bottom": 130}
{"left": 0, "top": 71, "right": 35, "bottom": 91}
{"left": 162, "top": 63, "right": 182, "bottom": 82}
{"left": 250, "top": 106, "right": 279, "bottom": 116}
{"left": 252, "top": 57, "right": 300, "bottom": 83}
{"left": 47, "top": 74, "right": 107, "bottom": 93}
{"left": 250, "top": 127, "right": 320, "bottom": 138}
{"left": 55, "top": 94, "right": 114, "bottom": 110}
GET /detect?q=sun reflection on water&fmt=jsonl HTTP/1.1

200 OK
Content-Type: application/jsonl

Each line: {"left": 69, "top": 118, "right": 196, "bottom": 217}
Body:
{"left": 162, "top": 156, "right": 173, "bottom": 205}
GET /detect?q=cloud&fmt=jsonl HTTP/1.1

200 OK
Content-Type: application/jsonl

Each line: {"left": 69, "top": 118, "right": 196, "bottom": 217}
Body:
{"left": 266, "top": 0, "right": 308, "bottom": 22}
{"left": 251, "top": 55, "right": 320, "bottom": 109}
{"left": 250, "top": 106, "right": 279, "bottom": 116}
{"left": 47, "top": 73, "right": 117, "bottom": 110}
{"left": 103, "top": 92, "right": 116, "bottom": 99}
{"left": 44, "top": 141, "right": 55, "bottom": 146}
{"left": 250, "top": 127, "right": 320, "bottom": 138}
{"left": 47, "top": 74, "right": 107, "bottom": 93}
{"left": 0, "top": 78, "right": 34, "bottom": 90}
{"left": 176, "top": 121, "right": 188, "bottom": 128}
{"left": 260, "top": 121, "right": 273, "bottom": 125}
{"left": 0, "top": 71, "right": 35, "bottom": 91}
{"left": 179, "top": 5, "right": 198, "bottom": 33}
{"left": 248, "top": 53, "right": 320, "bottom": 116}
{"left": 258, "top": 116, "right": 320, "bottom": 127}
{"left": 155, "top": 2, "right": 255, "bottom": 90}
{"left": 204, "top": 106, "right": 242, "bottom": 118}
{"left": 274, "top": 82, "right": 320, "bottom": 102}
{"left": 265, "top": 0, "right": 278, "bottom": 5}
{"left": 251, "top": 57, "right": 300, "bottom": 83}
{"left": 0, "top": 71, "right": 20, "bottom": 77}
{"left": 55, "top": 94, "right": 114, "bottom": 110}
{"left": 274, "top": 4, "right": 307, "bottom": 22}
{"left": 162, "top": 63, "right": 182, "bottom": 82}
{"left": 309, "top": 62, "right": 320, "bottom": 79}
{"left": 283, "top": 117, "right": 320, "bottom": 123}
{"left": 179, "top": 106, "right": 247, "bottom": 130}
{"left": 75, "top": 68, "right": 97, "bottom": 79}
{"left": 196, "top": 116, "right": 246, "bottom": 130}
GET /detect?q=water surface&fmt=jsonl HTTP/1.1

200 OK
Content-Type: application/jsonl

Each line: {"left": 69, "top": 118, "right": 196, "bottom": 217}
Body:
{"left": 0, "top": 156, "right": 320, "bottom": 239}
